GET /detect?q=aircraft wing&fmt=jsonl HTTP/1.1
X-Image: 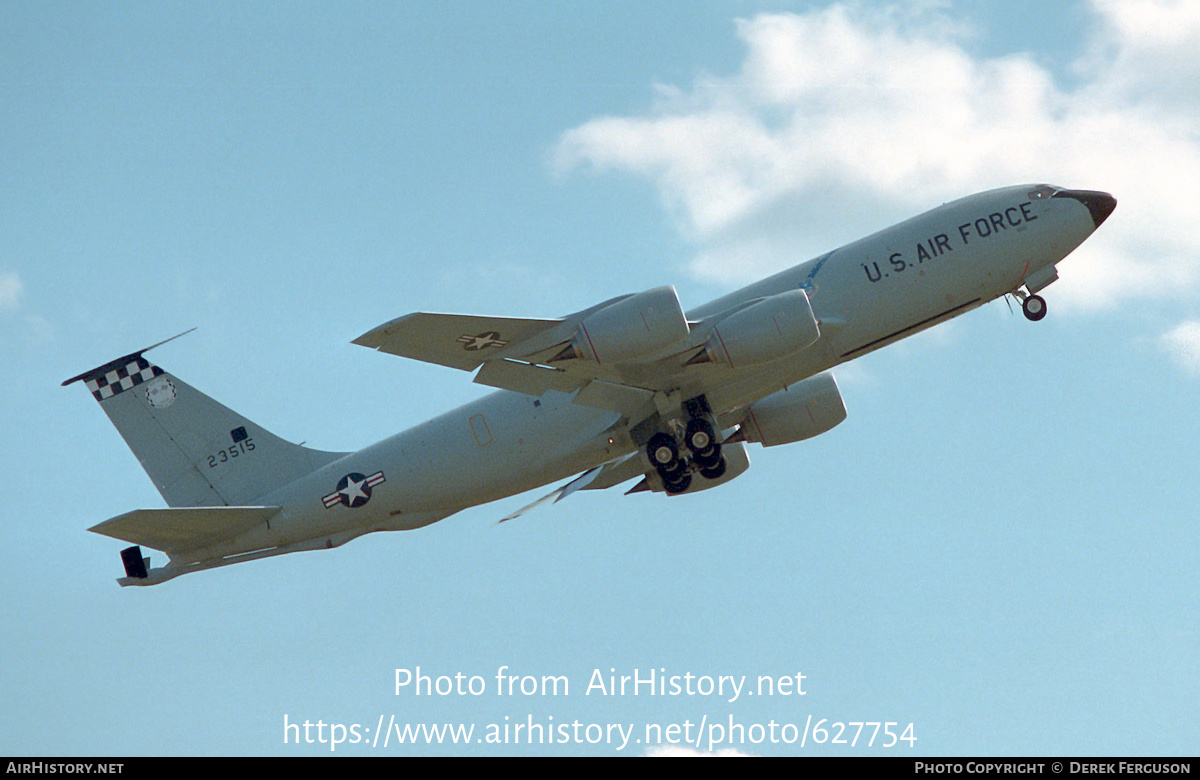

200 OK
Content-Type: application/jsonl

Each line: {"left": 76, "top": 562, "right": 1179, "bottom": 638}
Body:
{"left": 352, "top": 313, "right": 564, "bottom": 371}
{"left": 353, "top": 284, "right": 826, "bottom": 417}
{"left": 353, "top": 288, "right": 705, "bottom": 406}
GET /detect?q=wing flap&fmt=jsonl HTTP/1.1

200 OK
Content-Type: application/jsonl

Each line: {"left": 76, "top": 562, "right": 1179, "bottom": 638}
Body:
{"left": 473, "top": 358, "right": 582, "bottom": 396}
{"left": 89, "top": 506, "right": 281, "bottom": 556}
{"left": 572, "top": 379, "right": 655, "bottom": 416}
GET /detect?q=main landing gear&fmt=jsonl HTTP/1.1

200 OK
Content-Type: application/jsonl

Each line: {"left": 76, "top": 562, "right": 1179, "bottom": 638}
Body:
{"left": 645, "top": 407, "right": 728, "bottom": 495}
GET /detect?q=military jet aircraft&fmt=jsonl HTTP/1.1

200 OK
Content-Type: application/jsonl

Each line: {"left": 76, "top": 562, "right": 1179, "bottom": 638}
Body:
{"left": 65, "top": 184, "right": 1115, "bottom": 586}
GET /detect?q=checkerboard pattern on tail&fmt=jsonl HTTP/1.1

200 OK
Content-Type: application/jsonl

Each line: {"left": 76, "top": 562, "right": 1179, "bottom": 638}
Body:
{"left": 84, "top": 357, "right": 163, "bottom": 402}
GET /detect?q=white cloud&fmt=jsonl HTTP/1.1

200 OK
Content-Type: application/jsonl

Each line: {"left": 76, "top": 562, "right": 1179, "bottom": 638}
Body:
{"left": 554, "top": 1, "right": 1200, "bottom": 311}
{"left": 0, "top": 271, "right": 22, "bottom": 311}
{"left": 1082, "top": 0, "right": 1200, "bottom": 112}
{"left": 1160, "top": 320, "right": 1200, "bottom": 375}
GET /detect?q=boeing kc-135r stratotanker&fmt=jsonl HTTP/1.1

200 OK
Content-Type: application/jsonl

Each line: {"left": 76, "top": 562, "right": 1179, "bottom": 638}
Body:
{"left": 65, "top": 184, "right": 1116, "bottom": 585}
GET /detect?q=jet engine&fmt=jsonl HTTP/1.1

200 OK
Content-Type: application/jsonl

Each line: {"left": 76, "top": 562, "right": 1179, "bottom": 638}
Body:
{"left": 737, "top": 372, "right": 846, "bottom": 447}
{"left": 693, "top": 289, "right": 820, "bottom": 367}
{"left": 555, "top": 286, "right": 690, "bottom": 364}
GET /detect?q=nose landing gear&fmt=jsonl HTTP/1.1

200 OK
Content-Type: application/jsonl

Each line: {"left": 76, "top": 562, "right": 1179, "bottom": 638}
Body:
{"left": 1009, "top": 288, "right": 1048, "bottom": 322}
{"left": 1011, "top": 262, "right": 1057, "bottom": 321}
{"left": 1020, "top": 293, "right": 1047, "bottom": 321}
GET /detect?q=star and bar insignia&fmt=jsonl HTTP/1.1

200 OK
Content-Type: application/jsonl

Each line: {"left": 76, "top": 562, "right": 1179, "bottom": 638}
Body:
{"left": 322, "top": 471, "right": 386, "bottom": 509}
{"left": 457, "top": 331, "right": 507, "bottom": 351}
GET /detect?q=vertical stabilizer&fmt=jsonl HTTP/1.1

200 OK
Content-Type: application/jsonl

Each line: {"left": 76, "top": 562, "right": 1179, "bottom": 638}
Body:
{"left": 64, "top": 336, "right": 345, "bottom": 507}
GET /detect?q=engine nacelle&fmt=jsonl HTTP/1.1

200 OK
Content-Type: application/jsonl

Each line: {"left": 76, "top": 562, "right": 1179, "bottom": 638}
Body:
{"left": 565, "top": 286, "right": 690, "bottom": 364}
{"left": 738, "top": 372, "right": 846, "bottom": 447}
{"left": 700, "top": 289, "right": 819, "bottom": 367}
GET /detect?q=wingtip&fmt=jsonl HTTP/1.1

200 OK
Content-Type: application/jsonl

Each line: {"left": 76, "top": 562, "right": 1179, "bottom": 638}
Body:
{"left": 351, "top": 317, "right": 404, "bottom": 349}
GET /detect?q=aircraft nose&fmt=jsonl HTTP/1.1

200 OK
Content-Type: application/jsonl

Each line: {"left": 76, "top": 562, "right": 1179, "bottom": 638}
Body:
{"left": 1052, "top": 189, "right": 1117, "bottom": 229}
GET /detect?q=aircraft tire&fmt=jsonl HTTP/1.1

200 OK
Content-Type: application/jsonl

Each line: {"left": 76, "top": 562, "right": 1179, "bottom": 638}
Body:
{"left": 1022, "top": 294, "right": 1047, "bottom": 321}
{"left": 699, "top": 458, "right": 727, "bottom": 481}
{"left": 691, "top": 445, "right": 722, "bottom": 470}
{"left": 684, "top": 418, "right": 716, "bottom": 454}
{"left": 663, "top": 472, "right": 692, "bottom": 494}
{"left": 647, "top": 432, "right": 679, "bottom": 468}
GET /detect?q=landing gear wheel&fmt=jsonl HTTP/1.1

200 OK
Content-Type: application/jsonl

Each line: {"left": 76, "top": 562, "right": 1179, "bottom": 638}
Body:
{"left": 662, "top": 472, "right": 692, "bottom": 495}
{"left": 691, "top": 447, "right": 722, "bottom": 470}
{"left": 684, "top": 418, "right": 721, "bottom": 470}
{"left": 699, "top": 458, "right": 727, "bottom": 481}
{"left": 1022, "top": 294, "right": 1047, "bottom": 321}
{"left": 647, "top": 433, "right": 679, "bottom": 468}
{"left": 658, "top": 457, "right": 688, "bottom": 479}
{"left": 684, "top": 418, "right": 715, "bottom": 454}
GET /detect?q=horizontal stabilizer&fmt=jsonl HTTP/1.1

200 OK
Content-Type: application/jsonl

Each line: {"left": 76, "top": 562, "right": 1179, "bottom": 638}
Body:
{"left": 353, "top": 312, "right": 562, "bottom": 371}
{"left": 90, "top": 506, "right": 281, "bottom": 556}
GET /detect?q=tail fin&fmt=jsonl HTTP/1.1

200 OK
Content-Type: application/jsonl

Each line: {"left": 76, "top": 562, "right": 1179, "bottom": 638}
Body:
{"left": 64, "top": 332, "right": 346, "bottom": 507}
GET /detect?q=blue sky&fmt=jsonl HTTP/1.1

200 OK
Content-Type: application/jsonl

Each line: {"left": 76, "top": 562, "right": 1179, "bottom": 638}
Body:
{"left": 3, "top": 0, "right": 1198, "bottom": 756}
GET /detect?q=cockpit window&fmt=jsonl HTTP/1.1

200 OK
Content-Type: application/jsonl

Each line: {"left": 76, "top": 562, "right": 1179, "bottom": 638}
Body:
{"left": 1027, "top": 184, "right": 1058, "bottom": 200}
